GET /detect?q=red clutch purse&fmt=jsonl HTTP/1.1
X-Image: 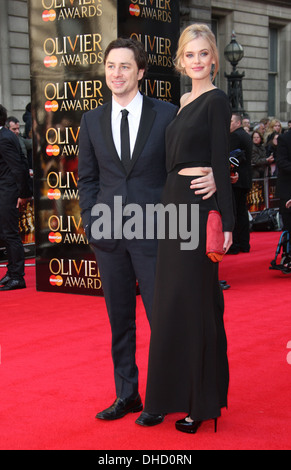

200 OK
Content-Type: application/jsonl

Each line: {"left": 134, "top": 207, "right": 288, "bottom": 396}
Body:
{"left": 206, "top": 210, "right": 225, "bottom": 263}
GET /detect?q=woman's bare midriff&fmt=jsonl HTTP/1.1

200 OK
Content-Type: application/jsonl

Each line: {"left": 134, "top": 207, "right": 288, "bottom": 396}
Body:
{"left": 178, "top": 167, "right": 207, "bottom": 176}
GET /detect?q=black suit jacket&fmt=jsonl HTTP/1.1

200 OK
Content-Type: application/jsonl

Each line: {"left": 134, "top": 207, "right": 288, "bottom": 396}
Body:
{"left": 78, "top": 95, "right": 178, "bottom": 251}
{"left": 276, "top": 129, "right": 291, "bottom": 200}
{"left": 230, "top": 127, "right": 253, "bottom": 190}
{"left": 0, "top": 127, "right": 31, "bottom": 200}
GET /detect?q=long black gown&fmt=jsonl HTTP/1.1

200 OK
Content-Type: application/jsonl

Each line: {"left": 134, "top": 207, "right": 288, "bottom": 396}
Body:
{"left": 143, "top": 89, "right": 235, "bottom": 421}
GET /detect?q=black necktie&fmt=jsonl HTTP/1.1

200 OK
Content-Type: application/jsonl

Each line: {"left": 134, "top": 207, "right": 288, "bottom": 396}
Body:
{"left": 120, "top": 109, "right": 131, "bottom": 171}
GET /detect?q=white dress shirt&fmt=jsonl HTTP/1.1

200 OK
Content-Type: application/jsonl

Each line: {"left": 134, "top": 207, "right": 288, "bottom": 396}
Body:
{"left": 111, "top": 91, "right": 143, "bottom": 159}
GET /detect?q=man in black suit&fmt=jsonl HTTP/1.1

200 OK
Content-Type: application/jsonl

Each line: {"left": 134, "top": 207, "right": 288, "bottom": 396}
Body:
{"left": 229, "top": 113, "right": 253, "bottom": 254}
{"left": 0, "top": 105, "right": 31, "bottom": 291}
{"left": 78, "top": 39, "right": 216, "bottom": 424}
{"left": 276, "top": 127, "right": 291, "bottom": 235}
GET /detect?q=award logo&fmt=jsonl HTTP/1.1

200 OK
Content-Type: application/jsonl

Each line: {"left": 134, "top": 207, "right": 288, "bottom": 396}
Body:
{"left": 47, "top": 171, "right": 79, "bottom": 200}
{"left": 41, "top": 0, "right": 102, "bottom": 21}
{"left": 44, "top": 80, "right": 104, "bottom": 112}
{"left": 43, "top": 33, "right": 103, "bottom": 68}
{"left": 49, "top": 258, "right": 102, "bottom": 290}
{"left": 48, "top": 215, "right": 87, "bottom": 245}
{"left": 129, "top": 0, "right": 172, "bottom": 23}
{"left": 45, "top": 126, "right": 80, "bottom": 158}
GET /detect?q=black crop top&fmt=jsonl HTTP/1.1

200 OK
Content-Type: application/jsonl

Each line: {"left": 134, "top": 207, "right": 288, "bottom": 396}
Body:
{"left": 165, "top": 89, "right": 234, "bottom": 232}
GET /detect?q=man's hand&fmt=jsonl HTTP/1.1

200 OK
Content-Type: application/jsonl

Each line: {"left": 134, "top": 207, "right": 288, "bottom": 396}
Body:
{"left": 286, "top": 199, "right": 291, "bottom": 209}
{"left": 190, "top": 167, "right": 216, "bottom": 200}
{"left": 16, "top": 198, "right": 26, "bottom": 209}
{"left": 231, "top": 172, "right": 239, "bottom": 184}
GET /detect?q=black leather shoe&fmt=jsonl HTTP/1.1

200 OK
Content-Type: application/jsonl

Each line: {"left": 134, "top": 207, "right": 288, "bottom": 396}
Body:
{"left": 0, "top": 274, "right": 11, "bottom": 286}
{"left": 135, "top": 411, "right": 165, "bottom": 427}
{"left": 220, "top": 280, "right": 231, "bottom": 290}
{"left": 96, "top": 394, "right": 143, "bottom": 420}
{"left": 0, "top": 279, "right": 26, "bottom": 291}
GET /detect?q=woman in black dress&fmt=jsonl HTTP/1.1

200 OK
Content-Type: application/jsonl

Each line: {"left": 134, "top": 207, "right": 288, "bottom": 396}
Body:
{"left": 136, "top": 24, "right": 235, "bottom": 434}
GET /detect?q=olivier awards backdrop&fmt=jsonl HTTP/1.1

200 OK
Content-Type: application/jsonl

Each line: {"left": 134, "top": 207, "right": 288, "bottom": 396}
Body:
{"left": 118, "top": 1, "right": 180, "bottom": 102}
{"left": 28, "top": 0, "right": 180, "bottom": 296}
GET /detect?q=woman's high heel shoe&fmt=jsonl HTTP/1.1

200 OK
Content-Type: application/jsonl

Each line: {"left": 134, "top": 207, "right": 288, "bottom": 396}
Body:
{"left": 175, "top": 416, "right": 218, "bottom": 434}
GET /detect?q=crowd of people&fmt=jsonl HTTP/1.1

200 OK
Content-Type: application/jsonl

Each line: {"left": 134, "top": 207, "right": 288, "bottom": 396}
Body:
{"left": 227, "top": 113, "right": 291, "bottom": 256}
{"left": 243, "top": 115, "right": 291, "bottom": 179}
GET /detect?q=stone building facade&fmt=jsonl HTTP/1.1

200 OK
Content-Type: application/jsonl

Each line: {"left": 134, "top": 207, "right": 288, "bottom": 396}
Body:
{"left": 212, "top": 0, "right": 291, "bottom": 124}
{"left": 0, "top": 0, "right": 31, "bottom": 125}
{"left": 0, "top": 0, "right": 291, "bottom": 127}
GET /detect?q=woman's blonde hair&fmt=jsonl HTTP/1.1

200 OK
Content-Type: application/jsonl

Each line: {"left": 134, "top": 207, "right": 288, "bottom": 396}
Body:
{"left": 174, "top": 24, "right": 219, "bottom": 81}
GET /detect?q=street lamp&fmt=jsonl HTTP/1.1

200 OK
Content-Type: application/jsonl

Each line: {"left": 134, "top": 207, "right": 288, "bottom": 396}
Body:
{"left": 224, "top": 31, "right": 245, "bottom": 114}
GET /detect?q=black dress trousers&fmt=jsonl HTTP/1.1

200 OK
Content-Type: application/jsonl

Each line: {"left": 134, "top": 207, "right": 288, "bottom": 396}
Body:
{"left": 0, "top": 187, "right": 25, "bottom": 280}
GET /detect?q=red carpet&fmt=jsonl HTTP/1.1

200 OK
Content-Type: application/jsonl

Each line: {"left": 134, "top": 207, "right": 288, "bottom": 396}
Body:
{"left": 0, "top": 232, "right": 290, "bottom": 450}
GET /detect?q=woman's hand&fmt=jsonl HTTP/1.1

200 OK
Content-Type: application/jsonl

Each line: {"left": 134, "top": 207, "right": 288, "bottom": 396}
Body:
{"left": 190, "top": 168, "right": 216, "bottom": 200}
{"left": 223, "top": 232, "right": 233, "bottom": 253}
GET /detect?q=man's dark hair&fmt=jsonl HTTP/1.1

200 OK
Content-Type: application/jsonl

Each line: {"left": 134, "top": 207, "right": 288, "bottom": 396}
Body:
{"left": 232, "top": 113, "right": 242, "bottom": 124}
{"left": 0, "top": 104, "right": 8, "bottom": 127}
{"left": 104, "top": 38, "right": 148, "bottom": 83}
{"left": 6, "top": 116, "right": 19, "bottom": 127}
